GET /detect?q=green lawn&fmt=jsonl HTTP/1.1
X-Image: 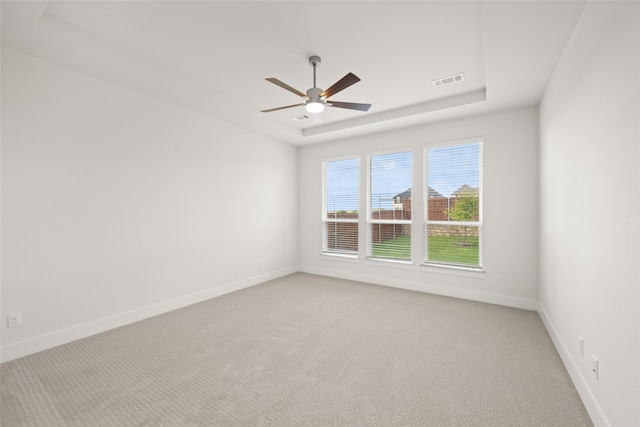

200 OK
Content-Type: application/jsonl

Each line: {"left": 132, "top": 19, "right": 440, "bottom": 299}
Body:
{"left": 427, "top": 235, "right": 479, "bottom": 266}
{"left": 372, "top": 234, "right": 479, "bottom": 266}
{"left": 371, "top": 235, "right": 411, "bottom": 259}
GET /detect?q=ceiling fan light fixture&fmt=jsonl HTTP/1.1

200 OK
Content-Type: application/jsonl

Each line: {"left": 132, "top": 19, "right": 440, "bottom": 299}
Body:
{"left": 305, "top": 100, "right": 325, "bottom": 113}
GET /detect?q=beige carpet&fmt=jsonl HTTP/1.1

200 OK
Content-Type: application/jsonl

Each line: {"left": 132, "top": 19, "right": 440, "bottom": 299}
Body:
{"left": 1, "top": 273, "right": 592, "bottom": 426}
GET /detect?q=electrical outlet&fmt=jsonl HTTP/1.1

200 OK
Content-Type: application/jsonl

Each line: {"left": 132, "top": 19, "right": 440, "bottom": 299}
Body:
{"left": 592, "top": 355, "right": 599, "bottom": 380}
{"left": 578, "top": 336, "right": 584, "bottom": 356}
{"left": 495, "top": 275, "right": 502, "bottom": 285}
{"left": 7, "top": 312, "right": 22, "bottom": 328}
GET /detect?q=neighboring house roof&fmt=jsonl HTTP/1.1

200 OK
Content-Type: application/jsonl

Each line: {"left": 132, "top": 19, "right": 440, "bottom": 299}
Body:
{"left": 428, "top": 187, "right": 444, "bottom": 198}
{"left": 393, "top": 187, "right": 444, "bottom": 200}
{"left": 452, "top": 184, "right": 479, "bottom": 197}
{"left": 394, "top": 188, "right": 412, "bottom": 200}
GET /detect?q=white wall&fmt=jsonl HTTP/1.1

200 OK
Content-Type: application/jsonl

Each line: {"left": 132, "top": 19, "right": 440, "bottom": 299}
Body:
{"left": 298, "top": 106, "right": 539, "bottom": 310}
{"left": 539, "top": 2, "right": 639, "bottom": 426}
{"left": 1, "top": 47, "right": 298, "bottom": 362}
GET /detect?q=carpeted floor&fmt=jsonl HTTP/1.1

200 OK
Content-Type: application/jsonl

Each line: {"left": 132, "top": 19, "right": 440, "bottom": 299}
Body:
{"left": 1, "top": 273, "right": 592, "bottom": 426}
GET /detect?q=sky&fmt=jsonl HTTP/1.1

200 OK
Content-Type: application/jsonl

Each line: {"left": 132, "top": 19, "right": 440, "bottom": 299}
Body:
{"left": 325, "top": 142, "right": 481, "bottom": 212}
{"left": 427, "top": 142, "right": 481, "bottom": 197}
{"left": 370, "top": 151, "right": 412, "bottom": 210}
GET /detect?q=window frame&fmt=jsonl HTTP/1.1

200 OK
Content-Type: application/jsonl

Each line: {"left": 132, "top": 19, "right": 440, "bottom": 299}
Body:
{"left": 321, "top": 155, "right": 360, "bottom": 257}
{"left": 366, "top": 148, "right": 414, "bottom": 263}
{"left": 423, "top": 138, "right": 484, "bottom": 270}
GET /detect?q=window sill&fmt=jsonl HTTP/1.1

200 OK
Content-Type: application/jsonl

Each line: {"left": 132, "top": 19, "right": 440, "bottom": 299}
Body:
{"left": 365, "top": 257, "right": 415, "bottom": 270}
{"left": 420, "top": 263, "right": 486, "bottom": 279}
{"left": 319, "top": 252, "right": 360, "bottom": 263}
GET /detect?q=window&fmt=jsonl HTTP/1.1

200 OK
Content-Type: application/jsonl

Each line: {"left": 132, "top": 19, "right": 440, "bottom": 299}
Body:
{"left": 367, "top": 151, "right": 412, "bottom": 260}
{"left": 424, "top": 140, "right": 482, "bottom": 268}
{"left": 322, "top": 157, "right": 359, "bottom": 255}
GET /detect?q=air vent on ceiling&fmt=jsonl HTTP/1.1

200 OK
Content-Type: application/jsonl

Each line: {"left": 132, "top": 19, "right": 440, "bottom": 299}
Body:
{"left": 433, "top": 73, "right": 464, "bottom": 88}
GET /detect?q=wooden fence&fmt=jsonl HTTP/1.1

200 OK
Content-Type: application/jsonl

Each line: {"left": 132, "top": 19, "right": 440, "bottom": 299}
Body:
{"left": 325, "top": 197, "right": 479, "bottom": 252}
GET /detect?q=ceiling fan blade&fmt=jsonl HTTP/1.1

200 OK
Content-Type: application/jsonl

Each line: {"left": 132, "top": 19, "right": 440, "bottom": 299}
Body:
{"left": 320, "top": 73, "right": 361, "bottom": 99}
{"left": 260, "top": 103, "right": 304, "bottom": 113}
{"left": 328, "top": 101, "right": 372, "bottom": 112}
{"left": 265, "top": 78, "right": 308, "bottom": 99}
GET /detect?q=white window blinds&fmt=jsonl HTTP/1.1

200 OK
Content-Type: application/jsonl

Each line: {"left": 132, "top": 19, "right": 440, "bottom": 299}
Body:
{"left": 322, "top": 157, "right": 359, "bottom": 255}
{"left": 424, "top": 140, "right": 482, "bottom": 267}
{"left": 367, "top": 151, "right": 412, "bottom": 260}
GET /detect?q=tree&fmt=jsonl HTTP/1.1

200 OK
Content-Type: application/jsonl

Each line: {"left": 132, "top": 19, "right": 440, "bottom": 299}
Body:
{"left": 445, "top": 194, "right": 479, "bottom": 243}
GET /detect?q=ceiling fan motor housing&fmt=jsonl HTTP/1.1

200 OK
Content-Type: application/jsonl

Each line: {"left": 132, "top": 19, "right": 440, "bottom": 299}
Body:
{"left": 306, "top": 87, "right": 324, "bottom": 101}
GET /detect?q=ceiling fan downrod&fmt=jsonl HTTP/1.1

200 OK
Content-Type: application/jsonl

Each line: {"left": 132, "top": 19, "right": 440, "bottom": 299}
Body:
{"left": 309, "top": 55, "right": 321, "bottom": 89}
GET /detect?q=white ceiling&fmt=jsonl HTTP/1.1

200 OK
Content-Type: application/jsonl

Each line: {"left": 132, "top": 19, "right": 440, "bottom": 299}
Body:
{"left": 2, "top": 1, "right": 586, "bottom": 146}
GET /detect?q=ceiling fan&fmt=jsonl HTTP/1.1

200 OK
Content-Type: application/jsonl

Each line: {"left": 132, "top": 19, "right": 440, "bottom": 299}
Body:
{"left": 261, "top": 56, "right": 371, "bottom": 114}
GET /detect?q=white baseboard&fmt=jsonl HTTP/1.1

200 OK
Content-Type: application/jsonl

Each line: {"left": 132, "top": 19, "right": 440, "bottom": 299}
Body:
{"left": 298, "top": 264, "right": 538, "bottom": 311}
{"left": 0, "top": 266, "right": 298, "bottom": 363}
{"left": 537, "top": 304, "right": 608, "bottom": 427}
